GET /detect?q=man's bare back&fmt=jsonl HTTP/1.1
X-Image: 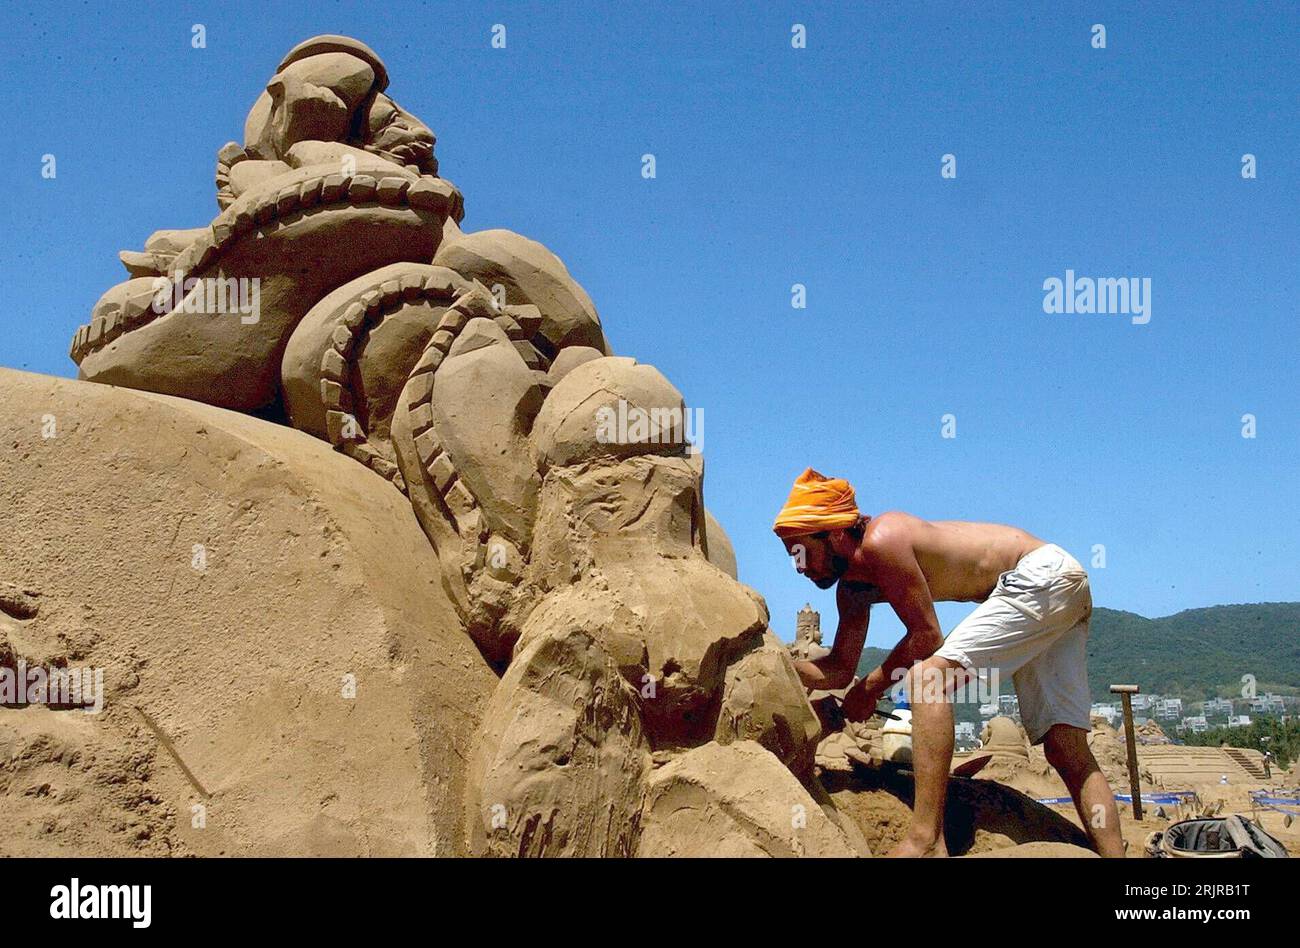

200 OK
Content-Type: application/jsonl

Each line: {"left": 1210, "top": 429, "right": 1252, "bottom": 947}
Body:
{"left": 780, "top": 510, "right": 1045, "bottom": 699}
{"left": 844, "top": 513, "right": 1046, "bottom": 604}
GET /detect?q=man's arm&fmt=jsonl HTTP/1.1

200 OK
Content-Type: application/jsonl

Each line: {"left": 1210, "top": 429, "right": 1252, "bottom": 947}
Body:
{"left": 852, "top": 528, "right": 945, "bottom": 703}
{"left": 791, "top": 581, "right": 878, "bottom": 690}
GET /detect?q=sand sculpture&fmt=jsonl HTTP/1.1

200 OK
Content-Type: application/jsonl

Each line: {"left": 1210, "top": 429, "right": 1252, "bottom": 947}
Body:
{"left": 46, "top": 35, "right": 869, "bottom": 857}
{"left": 1135, "top": 719, "right": 1173, "bottom": 744}
{"left": 2, "top": 35, "right": 1139, "bottom": 859}
{"left": 816, "top": 720, "right": 884, "bottom": 771}
{"left": 979, "top": 716, "right": 1031, "bottom": 759}
{"left": 788, "top": 603, "right": 830, "bottom": 661}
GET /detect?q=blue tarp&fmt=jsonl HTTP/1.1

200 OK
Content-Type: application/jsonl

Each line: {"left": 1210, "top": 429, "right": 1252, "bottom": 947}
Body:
{"left": 1035, "top": 791, "right": 1197, "bottom": 806}
{"left": 1118, "top": 792, "right": 1197, "bottom": 805}
{"left": 1249, "top": 790, "right": 1300, "bottom": 813}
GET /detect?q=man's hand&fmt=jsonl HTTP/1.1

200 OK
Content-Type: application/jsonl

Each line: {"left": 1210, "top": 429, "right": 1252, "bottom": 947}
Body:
{"left": 809, "top": 694, "right": 846, "bottom": 735}
{"left": 792, "top": 581, "right": 878, "bottom": 692}
{"left": 841, "top": 680, "right": 878, "bottom": 722}
{"left": 792, "top": 655, "right": 854, "bottom": 691}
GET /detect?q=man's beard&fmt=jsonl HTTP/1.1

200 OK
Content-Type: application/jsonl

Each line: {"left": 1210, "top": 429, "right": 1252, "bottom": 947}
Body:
{"left": 813, "top": 555, "right": 851, "bottom": 589}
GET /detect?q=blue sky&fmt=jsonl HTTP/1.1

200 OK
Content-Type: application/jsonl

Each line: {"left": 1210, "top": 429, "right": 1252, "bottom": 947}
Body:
{"left": 2, "top": 1, "right": 1296, "bottom": 648}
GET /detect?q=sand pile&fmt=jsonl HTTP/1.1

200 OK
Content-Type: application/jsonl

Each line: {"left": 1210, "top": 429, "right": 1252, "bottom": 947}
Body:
{"left": 820, "top": 766, "right": 1093, "bottom": 856}
{"left": 2, "top": 370, "right": 495, "bottom": 855}
{"left": 1087, "top": 717, "right": 1158, "bottom": 787}
{"left": 1136, "top": 719, "right": 1172, "bottom": 744}
{"left": 813, "top": 716, "right": 1124, "bottom": 854}
{"left": 962, "top": 714, "right": 1148, "bottom": 795}
{"left": 952, "top": 718, "right": 1084, "bottom": 800}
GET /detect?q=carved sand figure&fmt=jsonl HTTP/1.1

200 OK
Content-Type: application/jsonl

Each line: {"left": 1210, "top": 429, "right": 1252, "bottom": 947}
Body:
{"left": 979, "top": 716, "right": 1031, "bottom": 760}
{"left": 788, "top": 603, "right": 830, "bottom": 661}
{"left": 57, "top": 35, "right": 868, "bottom": 857}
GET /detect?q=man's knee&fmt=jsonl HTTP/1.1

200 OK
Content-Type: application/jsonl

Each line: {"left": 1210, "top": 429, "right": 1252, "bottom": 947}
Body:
{"left": 902, "top": 656, "right": 966, "bottom": 703}
{"left": 1043, "top": 724, "right": 1095, "bottom": 774}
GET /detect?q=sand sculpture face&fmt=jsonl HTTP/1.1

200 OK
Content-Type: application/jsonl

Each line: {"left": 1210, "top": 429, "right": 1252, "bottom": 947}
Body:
{"left": 64, "top": 35, "right": 860, "bottom": 857}
{"left": 240, "top": 35, "right": 436, "bottom": 176}
{"left": 366, "top": 94, "right": 439, "bottom": 174}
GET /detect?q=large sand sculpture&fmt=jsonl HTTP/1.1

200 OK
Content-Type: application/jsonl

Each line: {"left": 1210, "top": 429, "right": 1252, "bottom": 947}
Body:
{"left": 4, "top": 34, "right": 881, "bottom": 857}
{"left": 5, "top": 36, "right": 1151, "bottom": 858}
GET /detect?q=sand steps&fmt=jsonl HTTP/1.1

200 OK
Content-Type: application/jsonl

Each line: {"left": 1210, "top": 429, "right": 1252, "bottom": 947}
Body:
{"left": 1137, "top": 745, "right": 1270, "bottom": 787}
{"left": 1222, "top": 747, "right": 1270, "bottom": 780}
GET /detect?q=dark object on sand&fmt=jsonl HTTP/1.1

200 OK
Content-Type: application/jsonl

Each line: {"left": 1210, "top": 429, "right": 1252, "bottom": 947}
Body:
{"left": 1146, "top": 814, "right": 1289, "bottom": 858}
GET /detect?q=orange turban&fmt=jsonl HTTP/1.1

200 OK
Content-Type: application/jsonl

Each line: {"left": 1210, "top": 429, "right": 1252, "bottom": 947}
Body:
{"left": 772, "top": 468, "right": 860, "bottom": 538}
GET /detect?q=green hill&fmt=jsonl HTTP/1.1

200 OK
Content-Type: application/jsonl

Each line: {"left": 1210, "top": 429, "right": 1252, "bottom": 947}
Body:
{"left": 854, "top": 601, "right": 1300, "bottom": 703}
{"left": 1084, "top": 603, "right": 1300, "bottom": 702}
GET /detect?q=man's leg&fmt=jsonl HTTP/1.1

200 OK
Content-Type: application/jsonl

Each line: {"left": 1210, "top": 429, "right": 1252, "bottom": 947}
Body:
{"left": 888, "top": 655, "right": 968, "bottom": 857}
{"left": 1042, "top": 724, "right": 1125, "bottom": 858}
{"left": 900, "top": 550, "right": 1083, "bottom": 857}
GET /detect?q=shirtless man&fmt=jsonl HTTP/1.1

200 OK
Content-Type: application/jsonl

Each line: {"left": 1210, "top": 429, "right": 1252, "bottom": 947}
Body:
{"left": 772, "top": 468, "right": 1123, "bottom": 858}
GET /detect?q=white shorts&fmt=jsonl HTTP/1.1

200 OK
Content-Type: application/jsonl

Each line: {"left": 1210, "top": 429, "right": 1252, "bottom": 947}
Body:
{"left": 934, "top": 543, "right": 1093, "bottom": 745}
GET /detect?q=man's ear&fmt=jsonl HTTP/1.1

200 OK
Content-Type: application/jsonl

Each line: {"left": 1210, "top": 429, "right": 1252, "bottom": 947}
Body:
{"left": 838, "top": 518, "right": 868, "bottom": 549}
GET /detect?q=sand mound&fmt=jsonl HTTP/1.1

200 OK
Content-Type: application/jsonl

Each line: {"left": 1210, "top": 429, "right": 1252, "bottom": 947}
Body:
{"left": 820, "top": 766, "right": 1092, "bottom": 856}
{"left": 0, "top": 369, "right": 496, "bottom": 855}
{"left": 946, "top": 717, "right": 1157, "bottom": 800}
{"left": 1136, "top": 719, "right": 1171, "bottom": 744}
{"left": 1088, "top": 718, "right": 1157, "bottom": 787}
{"left": 966, "top": 841, "right": 1098, "bottom": 858}
{"left": 0, "top": 706, "right": 175, "bottom": 856}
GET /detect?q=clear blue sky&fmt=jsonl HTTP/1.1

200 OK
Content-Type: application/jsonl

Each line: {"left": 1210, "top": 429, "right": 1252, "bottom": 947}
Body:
{"left": 2, "top": 1, "right": 1296, "bottom": 648}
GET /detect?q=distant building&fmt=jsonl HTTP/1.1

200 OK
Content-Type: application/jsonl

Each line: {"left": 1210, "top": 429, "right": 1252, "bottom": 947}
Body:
{"left": 978, "top": 702, "right": 999, "bottom": 719}
{"left": 1249, "top": 694, "right": 1285, "bottom": 716}
{"left": 1131, "top": 694, "right": 1155, "bottom": 712}
{"left": 1228, "top": 715, "right": 1252, "bottom": 728}
{"left": 1203, "top": 698, "right": 1234, "bottom": 717}
{"left": 1155, "top": 698, "right": 1183, "bottom": 720}
{"left": 1091, "top": 703, "right": 1119, "bottom": 726}
{"left": 1181, "top": 716, "right": 1209, "bottom": 734}
{"left": 954, "top": 722, "right": 977, "bottom": 743}
{"left": 998, "top": 694, "right": 1019, "bottom": 717}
